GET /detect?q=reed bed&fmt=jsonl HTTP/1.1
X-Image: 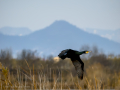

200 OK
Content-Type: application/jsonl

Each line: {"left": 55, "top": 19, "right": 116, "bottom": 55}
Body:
{"left": 0, "top": 60, "right": 120, "bottom": 90}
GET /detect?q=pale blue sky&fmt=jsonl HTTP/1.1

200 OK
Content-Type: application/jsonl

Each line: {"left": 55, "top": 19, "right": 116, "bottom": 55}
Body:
{"left": 0, "top": 0, "right": 120, "bottom": 31}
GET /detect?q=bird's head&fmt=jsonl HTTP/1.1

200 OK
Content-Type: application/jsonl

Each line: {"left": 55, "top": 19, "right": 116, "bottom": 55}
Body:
{"left": 75, "top": 50, "right": 91, "bottom": 55}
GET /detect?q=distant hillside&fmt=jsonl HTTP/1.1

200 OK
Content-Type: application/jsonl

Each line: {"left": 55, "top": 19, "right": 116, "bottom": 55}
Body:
{"left": 0, "top": 27, "right": 32, "bottom": 36}
{"left": 0, "top": 20, "right": 120, "bottom": 56}
{"left": 85, "top": 28, "right": 120, "bottom": 43}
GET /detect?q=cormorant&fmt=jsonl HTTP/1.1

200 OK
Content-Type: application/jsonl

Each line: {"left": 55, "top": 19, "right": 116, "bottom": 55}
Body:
{"left": 58, "top": 49, "right": 90, "bottom": 80}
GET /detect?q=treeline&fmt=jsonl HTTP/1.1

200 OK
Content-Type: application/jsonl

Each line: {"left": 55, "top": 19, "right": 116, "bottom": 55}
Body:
{"left": 0, "top": 46, "right": 120, "bottom": 71}
{"left": 0, "top": 46, "right": 120, "bottom": 89}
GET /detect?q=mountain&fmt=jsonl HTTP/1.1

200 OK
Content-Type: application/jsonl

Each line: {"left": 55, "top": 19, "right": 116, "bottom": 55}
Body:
{"left": 0, "top": 27, "right": 32, "bottom": 36}
{"left": 0, "top": 20, "right": 120, "bottom": 56}
{"left": 84, "top": 28, "right": 120, "bottom": 43}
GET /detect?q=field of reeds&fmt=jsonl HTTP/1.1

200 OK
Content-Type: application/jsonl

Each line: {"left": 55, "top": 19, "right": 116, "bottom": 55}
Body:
{"left": 0, "top": 58, "right": 120, "bottom": 90}
{"left": 0, "top": 48, "right": 120, "bottom": 90}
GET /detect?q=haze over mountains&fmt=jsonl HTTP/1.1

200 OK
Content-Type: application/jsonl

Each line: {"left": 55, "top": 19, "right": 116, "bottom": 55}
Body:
{"left": 84, "top": 28, "right": 120, "bottom": 43}
{"left": 0, "top": 22, "right": 120, "bottom": 43}
{"left": 0, "top": 27, "right": 32, "bottom": 36}
{"left": 0, "top": 20, "right": 120, "bottom": 56}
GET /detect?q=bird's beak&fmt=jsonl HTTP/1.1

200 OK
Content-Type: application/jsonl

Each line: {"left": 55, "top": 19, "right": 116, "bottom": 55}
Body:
{"left": 85, "top": 51, "right": 91, "bottom": 54}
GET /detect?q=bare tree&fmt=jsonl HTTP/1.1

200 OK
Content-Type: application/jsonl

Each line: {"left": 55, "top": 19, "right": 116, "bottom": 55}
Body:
{"left": 0, "top": 49, "right": 12, "bottom": 60}
{"left": 17, "top": 49, "right": 37, "bottom": 60}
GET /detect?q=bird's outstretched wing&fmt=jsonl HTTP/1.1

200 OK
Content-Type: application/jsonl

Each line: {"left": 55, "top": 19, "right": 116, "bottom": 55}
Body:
{"left": 71, "top": 56, "right": 84, "bottom": 80}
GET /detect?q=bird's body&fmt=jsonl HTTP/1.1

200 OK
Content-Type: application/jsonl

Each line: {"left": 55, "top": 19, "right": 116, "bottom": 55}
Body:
{"left": 58, "top": 49, "right": 90, "bottom": 80}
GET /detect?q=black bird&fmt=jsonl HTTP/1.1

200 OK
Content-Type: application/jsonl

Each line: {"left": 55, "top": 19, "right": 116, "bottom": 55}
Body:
{"left": 58, "top": 49, "right": 90, "bottom": 80}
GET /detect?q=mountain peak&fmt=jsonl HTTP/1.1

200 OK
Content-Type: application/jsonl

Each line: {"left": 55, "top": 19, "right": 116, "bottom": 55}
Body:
{"left": 47, "top": 20, "right": 78, "bottom": 31}
{"left": 54, "top": 20, "right": 70, "bottom": 23}
{"left": 51, "top": 20, "right": 73, "bottom": 27}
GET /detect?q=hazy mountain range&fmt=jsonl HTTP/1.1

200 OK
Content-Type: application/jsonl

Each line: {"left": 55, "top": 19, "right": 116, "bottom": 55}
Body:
{"left": 0, "top": 20, "right": 120, "bottom": 57}
{"left": 0, "top": 23, "right": 120, "bottom": 43}
{"left": 84, "top": 28, "right": 120, "bottom": 43}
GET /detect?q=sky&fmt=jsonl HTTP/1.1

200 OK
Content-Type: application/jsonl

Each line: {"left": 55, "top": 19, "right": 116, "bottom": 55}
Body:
{"left": 0, "top": 0, "right": 120, "bottom": 31}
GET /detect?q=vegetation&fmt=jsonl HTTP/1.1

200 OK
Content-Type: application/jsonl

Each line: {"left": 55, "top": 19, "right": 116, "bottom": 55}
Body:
{"left": 0, "top": 47, "right": 120, "bottom": 90}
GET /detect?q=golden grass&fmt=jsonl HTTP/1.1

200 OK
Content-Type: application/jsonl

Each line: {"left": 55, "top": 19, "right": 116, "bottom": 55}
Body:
{"left": 0, "top": 61, "right": 120, "bottom": 90}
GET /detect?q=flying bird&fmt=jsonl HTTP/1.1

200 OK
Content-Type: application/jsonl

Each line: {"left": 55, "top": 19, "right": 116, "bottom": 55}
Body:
{"left": 58, "top": 49, "right": 90, "bottom": 80}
